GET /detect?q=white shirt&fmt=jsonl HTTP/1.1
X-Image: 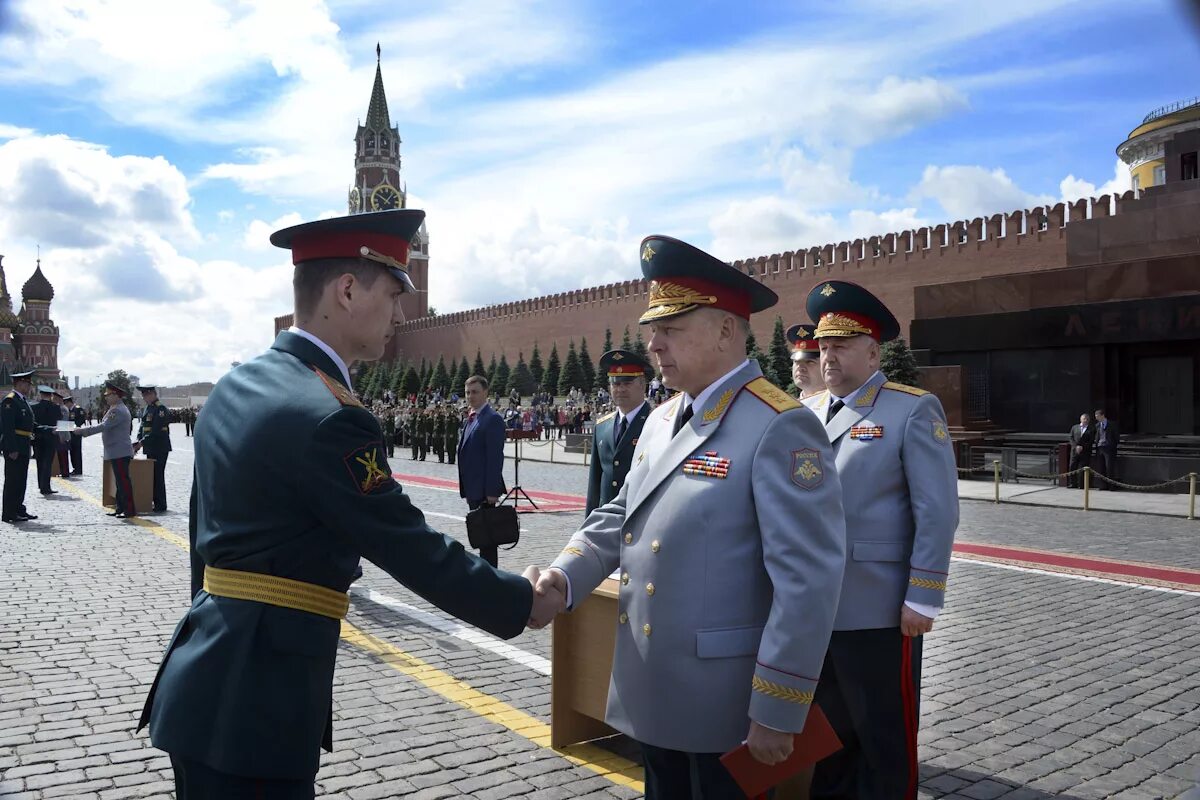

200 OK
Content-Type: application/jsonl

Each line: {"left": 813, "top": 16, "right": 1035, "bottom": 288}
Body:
{"left": 615, "top": 400, "right": 648, "bottom": 433}
{"left": 829, "top": 369, "right": 883, "bottom": 407}
{"left": 679, "top": 359, "right": 751, "bottom": 416}
{"left": 287, "top": 326, "right": 352, "bottom": 389}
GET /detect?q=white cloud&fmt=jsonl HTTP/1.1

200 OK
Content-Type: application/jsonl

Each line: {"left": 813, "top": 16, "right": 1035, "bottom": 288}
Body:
{"left": 911, "top": 165, "right": 1054, "bottom": 219}
{"left": 243, "top": 213, "right": 303, "bottom": 250}
{"left": 0, "top": 123, "right": 33, "bottom": 140}
{"left": 1060, "top": 158, "right": 1132, "bottom": 205}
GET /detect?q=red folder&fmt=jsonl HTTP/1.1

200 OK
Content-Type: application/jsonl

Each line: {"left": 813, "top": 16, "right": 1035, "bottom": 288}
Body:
{"left": 719, "top": 706, "right": 842, "bottom": 798}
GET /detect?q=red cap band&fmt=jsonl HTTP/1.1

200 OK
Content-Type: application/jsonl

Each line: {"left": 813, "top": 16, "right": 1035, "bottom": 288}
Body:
{"left": 289, "top": 231, "right": 411, "bottom": 267}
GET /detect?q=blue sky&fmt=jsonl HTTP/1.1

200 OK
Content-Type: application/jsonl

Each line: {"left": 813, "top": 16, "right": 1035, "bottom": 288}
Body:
{"left": 0, "top": 0, "right": 1196, "bottom": 383}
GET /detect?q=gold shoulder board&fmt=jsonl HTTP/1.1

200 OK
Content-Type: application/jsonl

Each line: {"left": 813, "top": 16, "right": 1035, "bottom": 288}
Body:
{"left": 312, "top": 367, "right": 364, "bottom": 408}
{"left": 882, "top": 381, "right": 929, "bottom": 397}
{"left": 743, "top": 377, "right": 800, "bottom": 413}
{"left": 596, "top": 411, "right": 616, "bottom": 425}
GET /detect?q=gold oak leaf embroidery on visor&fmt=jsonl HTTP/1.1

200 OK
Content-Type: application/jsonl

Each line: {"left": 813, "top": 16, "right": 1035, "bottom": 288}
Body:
{"left": 344, "top": 443, "right": 394, "bottom": 494}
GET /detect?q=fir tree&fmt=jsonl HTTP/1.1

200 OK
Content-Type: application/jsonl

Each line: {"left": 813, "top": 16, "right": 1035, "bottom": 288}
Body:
{"left": 418, "top": 357, "right": 430, "bottom": 392}
{"left": 634, "top": 328, "right": 647, "bottom": 357}
{"left": 390, "top": 359, "right": 408, "bottom": 395}
{"left": 472, "top": 350, "right": 486, "bottom": 379}
{"left": 544, "top": 343, "right": 561, "bottom": 394}
{"left": 602, "top": 327, "right": 613, "bottom": 354}
{"left": 353, "top": 362, "right": 374, "bottom": 395}
{"left": 880, "top": 338, "right": 921, "bottom": 387}
{"left": 746, "top": 327, "right": 771, "bottom": 379}
{"left": 768, "top": 316, "right": 792, "bottom": 387}
{"left": 432, "top": 355, "right": 450, "bottom": 395}
{"left": 557, "top": 340, "right": 583, "bottom": 396}
{"left": 402, "top": 366, "right": 421, "bottom": 396}
{"left": 529, "top": 342, "right": 544, "bottom": 387}
{"left": 578, "top": 337, "right": 595, "bottom": 393}
{"left": 508, "top": 352, "right": 537, "bottom": 396}
{"left": 486, "top": 354, "right": 498, "bottom": 391}
{"left": 621, "top": 325, "right": 633, "bottom": 350}
{"left": 494, "top": 354, "right": 512, "bottom": 396}
{"left": 455, "top": 356, "right": 471, "bottom": 390}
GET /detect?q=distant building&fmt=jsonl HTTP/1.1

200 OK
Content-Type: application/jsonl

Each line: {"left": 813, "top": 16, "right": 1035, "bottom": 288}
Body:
{"left": 0, "top": 255, "right": 64, "bottom": 389}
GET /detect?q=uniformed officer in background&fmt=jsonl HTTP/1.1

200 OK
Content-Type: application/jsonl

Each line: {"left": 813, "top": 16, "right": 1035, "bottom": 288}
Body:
{"left": 786, "top": 323, "right": 826, "bottom": 399}
{"left": 133, "top": 385, "right": 172, "bottom": 513}
{"left": 801, "top": 281, "right": 959, "bottom": 799}
{"left": 444, "top": 405, "right": 461, "bottom": 466}
{"left": 537, "top": 235, "right": 846, "bottom": 799}
{"left": 381, "top": 407, "right": 396, "bottom": 457}
{"left": 32, "top": 385, "right": 60, "bottom": 495}
{"left": 65, "top": 396, "right": 86, "bottom": 475}
{"left": 585, "top": 349, "right": 652, "bottom": 515}
{"left": 137, "top": 209, "right": 561, "bottom": 799}
{"left": 432, "top": 407, "right": 446, "bottom": 463}
{"left": 1, "top": 370, "right": 43, "bottom": 522}
{"left": 418, "top": 408, "right": 432, "bottom": 461}
{"left": 407, "top": 409, "right": 420, "bottom": 460}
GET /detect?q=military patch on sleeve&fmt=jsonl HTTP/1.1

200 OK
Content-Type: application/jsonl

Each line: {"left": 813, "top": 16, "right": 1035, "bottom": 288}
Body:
{"left": 790, "top": 448, "right": 824, "bottom": 489}
{"left": 312, "top": 367, "right": 364, "bottom": 408}
{"left": 744, "top": 377, "right": 800, "bottom": 413}
{"left": 343, "top": 442, "right": 396, "bottom": 495}
{"left": 932, "top": 420, "right": 950, "bottom": 444}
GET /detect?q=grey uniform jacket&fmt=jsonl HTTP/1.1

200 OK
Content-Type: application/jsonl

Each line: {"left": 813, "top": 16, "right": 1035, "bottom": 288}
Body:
{"left": 551, "top": 361, "right": 846, "bottom": 754}
{"left": 78, "top": 403, "right": 134, "bottom": 460}
{"left": 802, "top": 371, "right": 959, "bottom": 631}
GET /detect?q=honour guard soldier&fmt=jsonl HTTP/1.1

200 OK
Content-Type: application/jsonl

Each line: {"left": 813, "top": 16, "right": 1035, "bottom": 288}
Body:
{"left": 381, "top": 408, "right": 396, "bottom": 457}
{"left": 538, "top": 236, "right": 846, "bottom": 798}
{"left": 432, "top": 407, "right": 446, "bottom": 463}
{"left": 1, "top": 370, "right": 44, "bottom": 522}
{"left": 444, "top": 406, "right": 461, "bottom": 466}
{"left": 418, "top": 408, "right": 432, "bottom": 461}
{"left": 133, "top": 385, "right": 172, "bottom": 513}
{"left": 408, "top": 410, "right": 420, "bottom": 460}
{"left": 585, "top": 349, "right": 652, "bottom": 514}
{"left": 787, "top": 323, "right": 827, "bottom": 399}
{"left": 137, "top": 209, "right": 560, "bottom": 798}
{"left": 65, "top": 396, "right": 86, "bottom": 474}
{"left": 32, "top": 385, "right": 60, "bottom": 495}
{"left": 801, "top": 281, "right": 959, "bottom": 799}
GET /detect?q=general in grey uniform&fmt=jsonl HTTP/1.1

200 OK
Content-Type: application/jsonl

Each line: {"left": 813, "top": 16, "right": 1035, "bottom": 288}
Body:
{"left": 546, "top": 236, "right": 847, "bottom": 799}
{"left": 801, "top": 281, "right": 959, "bottom": 799}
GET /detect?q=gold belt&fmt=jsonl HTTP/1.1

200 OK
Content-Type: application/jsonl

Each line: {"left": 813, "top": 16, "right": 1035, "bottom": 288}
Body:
{"left": 15, "top": 429, "right": 32, "bottom": 437}
{"left": 203, "top": 566, "right": 349, "bottom": 620}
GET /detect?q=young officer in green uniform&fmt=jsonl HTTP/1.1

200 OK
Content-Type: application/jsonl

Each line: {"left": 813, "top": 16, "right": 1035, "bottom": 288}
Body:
{"left": 444, "top": 406, "right": 460, "bottom": 466}
{"left": 133, "top": 385, "right": 172, "bottom": 512}
{"left": 137, "top": 209, "right": 561, "bottom": 799}
{"left": 432, "top": 409, "right": 446, "bottom": 462}
{"left": 586, "top": 349, "right": 652, "bottom": 515}
{"left": 1, "top": 370, "right": 43, "bottom": 522}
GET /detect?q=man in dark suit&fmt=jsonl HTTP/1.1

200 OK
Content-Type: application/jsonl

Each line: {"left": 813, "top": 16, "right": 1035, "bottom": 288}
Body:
{"left": 586, "top": 349, "right": 651, "bottom": 514}
{"left": 1068, "top": 413, "right": 1094, "bottom": 488}
{"left": 1093, "top": 409, "right": 1120, "bottom": 490}
{"left": 457, "top": 374, "right": 506, "bottom": 567}
{"left": 137, "top": 209, "right": 561, "bottom": 799}
{"left": 32, "top": 385, "right": 60, "bottom": 495}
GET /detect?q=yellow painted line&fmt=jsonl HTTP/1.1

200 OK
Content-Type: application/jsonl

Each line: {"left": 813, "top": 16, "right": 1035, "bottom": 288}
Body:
{"left": 54, "top": 476, "right": 645, "bottom": 792}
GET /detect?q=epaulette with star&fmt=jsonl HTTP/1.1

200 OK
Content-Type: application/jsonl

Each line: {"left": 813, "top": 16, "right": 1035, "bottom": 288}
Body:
{"left": 882, "top": 381, "right": 929, "bottom": 397}
{"left": 742, "top": 377, "right": 799, "bottom": 413}
{"left": 311, "top": 367, "right": 364, "bottom": 408}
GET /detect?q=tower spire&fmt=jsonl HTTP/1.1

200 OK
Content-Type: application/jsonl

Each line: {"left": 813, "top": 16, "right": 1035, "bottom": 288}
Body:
{"left": 365, "top": 45, "right": 390, "bottom": 131}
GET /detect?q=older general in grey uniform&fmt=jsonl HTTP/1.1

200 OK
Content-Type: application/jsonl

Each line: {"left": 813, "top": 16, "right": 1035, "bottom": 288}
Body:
{"left": 539, "top": 236, "right": 846, "bottom": 800}
{"left": 802, "top": 281, "right": 959, "bottom": 800}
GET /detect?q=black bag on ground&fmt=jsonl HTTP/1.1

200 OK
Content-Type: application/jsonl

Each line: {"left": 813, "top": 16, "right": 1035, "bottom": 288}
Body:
{"left": 466, "top": 503, "right": 520, "bottom": 550}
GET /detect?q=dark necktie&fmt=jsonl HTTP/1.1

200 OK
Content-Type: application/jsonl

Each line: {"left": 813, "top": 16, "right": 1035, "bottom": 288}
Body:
{"left": 673, "top": 403, "right": 694, "bottom": 435}
{"left": 826, "top": 398, "right": 845, "bottom": 424}
{"left": 615, "top": 415, "right": 627, "bottom": 445}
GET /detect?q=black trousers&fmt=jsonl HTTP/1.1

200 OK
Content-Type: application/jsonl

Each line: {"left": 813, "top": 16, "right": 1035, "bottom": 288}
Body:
{"left": 68, "top": 434, "right": 83, "bottom": 474}
{"left": 466, "top": 499, "right": 499, "bottom": 567}
{"left": 1068, "top": 448, "right": 1091, "bottom": 488}
{"left": 148, "top": 452, "right": 168, "bottom": 510}
{"left": 812, "top": 628, "right": 923, "bottom": 800}
{"left": 446, "top": 440, "right": 456, "bottom": 465}
{"left": 3, "top": 451, "right": 29, "bottom": 518}
{"left": 640, "top": 743, "right": 750, "bottom": 800}
{"left": 109, "top": 457, "right": 136, "bottom": 515}
{"left": 1094, "top": 449, "right": 1118, "bottom": 489}
{"left": 35, "top": 442, "right": 54, "bottom": 493}
{"left": 170, "top": 755, "right": 314, "bottom": 800}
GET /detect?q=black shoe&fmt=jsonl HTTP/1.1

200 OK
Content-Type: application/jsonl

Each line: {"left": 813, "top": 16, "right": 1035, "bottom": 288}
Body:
{"left": 20, "top": 513, "right": 37, "bottom": 520}
{"left": 3, "top": 516, "right": 20, "bottom": 523}
{"left": 107, "top": 511, "right": 121, "bottom": 517}
{"left": 153, "top": 507, "right": 167, "bottom": 513}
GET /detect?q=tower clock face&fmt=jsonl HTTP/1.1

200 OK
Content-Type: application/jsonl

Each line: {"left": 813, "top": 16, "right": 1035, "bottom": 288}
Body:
{"left": 371, "top": 186, "right": 401, "bottom": 210}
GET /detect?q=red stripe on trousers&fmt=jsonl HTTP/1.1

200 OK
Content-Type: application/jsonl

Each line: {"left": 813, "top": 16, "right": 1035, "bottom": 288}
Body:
{"left": 900, "top": 636, "right": 918, "bottom": 800}
{"left": 114, "top": 460, "right": 134, "bottom": 514}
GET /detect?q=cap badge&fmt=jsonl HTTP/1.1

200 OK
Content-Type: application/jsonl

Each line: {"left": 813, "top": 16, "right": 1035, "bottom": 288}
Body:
{"left": 641, "top": 243, "right": 657, "bottom": 262}
{"left": 820, "top": 283, "right": 837, "bottom": 297}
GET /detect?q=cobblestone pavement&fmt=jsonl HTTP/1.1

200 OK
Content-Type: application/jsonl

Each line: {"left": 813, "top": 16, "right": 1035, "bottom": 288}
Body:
{"left": 1, "top": 425, "right": 1197, "bottom": 799}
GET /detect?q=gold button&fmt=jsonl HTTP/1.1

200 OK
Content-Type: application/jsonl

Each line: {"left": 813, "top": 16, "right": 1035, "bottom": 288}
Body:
{"left": 651, "top": 540, "right": 660, "bottom": 553}
{"left": 624, "top": 533, "right": 633, "bottom": 544}
{"left": 646, "top": 583, "right": 655, "bottom": 596}
{"left": 643, "top": 624, "right": 652, "bottom": 636}
{"left": 621, "top": 573, "right": 629, "bottom": 585}
{"left": 619, "top": 612, "right": 628, "bottom": 624}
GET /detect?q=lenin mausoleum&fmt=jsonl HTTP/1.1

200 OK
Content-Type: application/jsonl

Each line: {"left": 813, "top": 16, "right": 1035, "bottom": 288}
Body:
{"left": 276, "top": 58, "right": 1200, "bottom": 470}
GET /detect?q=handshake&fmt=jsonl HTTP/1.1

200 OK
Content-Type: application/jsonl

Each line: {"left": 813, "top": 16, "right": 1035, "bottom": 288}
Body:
{"left": 521, "top": 566, "right": 568, "bottom": 629}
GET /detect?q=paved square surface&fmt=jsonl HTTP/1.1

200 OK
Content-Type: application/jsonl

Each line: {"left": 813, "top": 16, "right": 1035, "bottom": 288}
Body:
{"left": 1, "top": 425, "right": 1197, "bottom": 798}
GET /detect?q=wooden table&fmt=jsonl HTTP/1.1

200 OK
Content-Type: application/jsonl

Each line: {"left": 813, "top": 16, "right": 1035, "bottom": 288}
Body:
{"left": 101, "top": 458, "right": 155, "bottom": 514}
{"left": 550, "top": 577, "right": 620, "bottom": 747}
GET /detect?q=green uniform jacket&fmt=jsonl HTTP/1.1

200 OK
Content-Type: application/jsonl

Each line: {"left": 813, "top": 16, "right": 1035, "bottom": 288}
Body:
{"left": 0, "top": 392, "right": 36, "bottom": 457}
{"left": 586, "top": 402, "right": 651, "bottom": 514}
{"left": 138, "top": 332, "right": 532, "bottom": 780}
{"left": 137, "top": 400, "right": 172, "bottom": 458}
